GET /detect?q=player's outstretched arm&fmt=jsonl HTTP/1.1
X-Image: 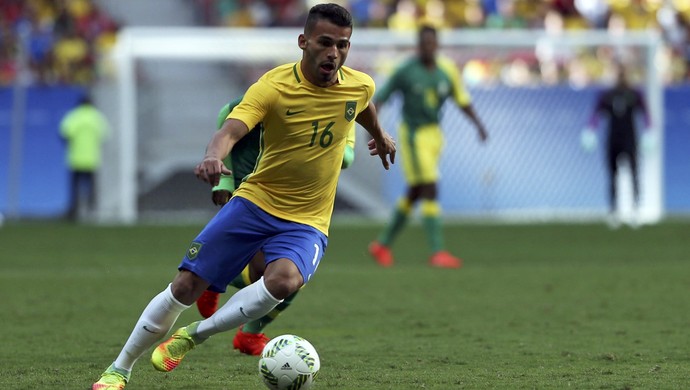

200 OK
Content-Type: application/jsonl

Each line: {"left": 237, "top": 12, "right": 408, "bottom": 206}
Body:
{"left": 356, "top": 102, "right": 396, "bottom": 170}
{"left": 461, "top": 105, "right": 488, "bottom": 142}
{"left": 195, "top": 118, "right": 249, "bottom": 186}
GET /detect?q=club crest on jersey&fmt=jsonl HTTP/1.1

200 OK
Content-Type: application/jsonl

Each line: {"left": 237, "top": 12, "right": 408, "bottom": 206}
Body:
{"left": 344, "top": 101, "right": 357, "bottom": 122}
{"left": 187, "top": 242, "right": 203, "bottom": 260}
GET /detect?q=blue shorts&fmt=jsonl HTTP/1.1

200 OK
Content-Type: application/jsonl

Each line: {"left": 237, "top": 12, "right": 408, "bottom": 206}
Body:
{"left": 178, "top": 196, "right": 328, "bottom": 293}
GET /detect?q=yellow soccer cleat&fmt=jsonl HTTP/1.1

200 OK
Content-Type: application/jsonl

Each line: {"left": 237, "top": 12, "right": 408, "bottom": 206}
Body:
{"left": 92, "top": 365, "right": 129, "bottom": 390}
{"left": 151, "top": 326, "right": 197, "bottom": 372}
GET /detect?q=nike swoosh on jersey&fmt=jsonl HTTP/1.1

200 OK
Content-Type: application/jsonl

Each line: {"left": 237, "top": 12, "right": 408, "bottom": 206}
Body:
{"left": 286, "top": 108, "right": 305, "bottom": 116}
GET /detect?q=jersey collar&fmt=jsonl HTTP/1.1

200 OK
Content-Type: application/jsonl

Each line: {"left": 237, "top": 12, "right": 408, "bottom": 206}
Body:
{"left": 293, "top": 61, "right": 344, "bottom": 86}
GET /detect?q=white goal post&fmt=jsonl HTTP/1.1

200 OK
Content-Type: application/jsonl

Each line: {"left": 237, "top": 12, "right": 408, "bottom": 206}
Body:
{"left": 101, "top": 27, "right": 664, "bottom": 225}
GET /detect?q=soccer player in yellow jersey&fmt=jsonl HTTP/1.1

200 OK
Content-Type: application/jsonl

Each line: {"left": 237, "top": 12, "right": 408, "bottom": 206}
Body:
{"left": 92, "top": 4, "right": 395, "bottom": 389}
{"left": 368, "top": 24, "right": 488, "bottom": 269}
{"left": 195, "top": 95, "right": 358, "bottom": 356}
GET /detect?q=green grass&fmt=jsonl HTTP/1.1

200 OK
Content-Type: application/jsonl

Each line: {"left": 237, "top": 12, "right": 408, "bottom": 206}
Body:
{"left": 1, "top": 220, "right": 689, "bottom": 389}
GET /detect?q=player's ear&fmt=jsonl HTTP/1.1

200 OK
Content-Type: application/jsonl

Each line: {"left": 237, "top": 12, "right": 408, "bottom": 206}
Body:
{"left": 298, "top": 34, "right": 307, "bottom": 50}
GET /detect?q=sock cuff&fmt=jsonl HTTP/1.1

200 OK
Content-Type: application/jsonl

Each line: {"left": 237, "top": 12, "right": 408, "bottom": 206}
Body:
{"left": 397, "top": 197, "right": 412, "bottom": 213}
{"left": 257, "top": 277, "right": 283, "bottom": 305}
{"left": 421, "top": 200, "right": 441, "bottom": 216}
{"left": 164, "top": 283, "right": 191, "bottom": 312}
{"left": 109, "top": 364, "right": 131, "bottom": 381}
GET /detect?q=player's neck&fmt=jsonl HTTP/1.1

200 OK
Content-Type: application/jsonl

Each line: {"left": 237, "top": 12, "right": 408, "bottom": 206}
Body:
{"left": 299, "top": 61, "right": 339, "bottom": 88}
{"left": 420, "top": 57, "right": 436, "bottom": 69}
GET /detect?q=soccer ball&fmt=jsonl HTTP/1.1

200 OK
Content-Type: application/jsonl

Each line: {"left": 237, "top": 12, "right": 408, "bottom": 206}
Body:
{"left": 258, "top": 334, "right": 320, "bottom": 390}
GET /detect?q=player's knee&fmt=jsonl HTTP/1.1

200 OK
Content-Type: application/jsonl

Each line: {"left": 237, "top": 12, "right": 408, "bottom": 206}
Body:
{"left": 171, "top": 270, "right": 208, "bottom": 305}
{"left": 263, "top": 261, "right": 303, "bottom": 300}
{"left": 263, "top": 275, "right": 302, "bottom": 300}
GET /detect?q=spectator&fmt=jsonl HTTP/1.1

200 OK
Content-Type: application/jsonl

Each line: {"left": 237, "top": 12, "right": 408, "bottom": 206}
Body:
{"left": 52, "top": 25, "right": 91, "bottom": 84}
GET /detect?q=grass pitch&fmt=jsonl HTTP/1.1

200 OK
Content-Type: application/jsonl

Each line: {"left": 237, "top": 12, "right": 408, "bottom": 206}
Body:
{"left": 1, "top": 220, "right": 688, "bottom": 389}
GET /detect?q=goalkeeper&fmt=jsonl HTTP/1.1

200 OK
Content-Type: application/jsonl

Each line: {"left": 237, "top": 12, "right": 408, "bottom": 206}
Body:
{"left": 581, "top": 64, "right": 652, "bottom": 227}
{"left": 197, "top": 95, "right": 357, "bottom": 355}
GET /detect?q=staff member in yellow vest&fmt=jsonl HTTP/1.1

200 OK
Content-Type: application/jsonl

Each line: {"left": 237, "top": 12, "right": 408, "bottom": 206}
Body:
{"left": 60, "top": 94, "right": 109, "bottom": 221}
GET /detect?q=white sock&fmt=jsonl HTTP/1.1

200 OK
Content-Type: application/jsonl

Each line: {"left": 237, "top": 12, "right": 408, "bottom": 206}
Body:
{"left": 113, "top": 284, "right": 189, "bottom": 372}
{"left": 195, "top": 277, "right": 282, "bottom": 339}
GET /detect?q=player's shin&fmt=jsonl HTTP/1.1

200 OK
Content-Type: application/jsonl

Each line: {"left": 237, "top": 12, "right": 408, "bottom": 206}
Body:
{"left": 421, "top": 199, "right": 443, "bottom": 252}
{"left": 194, "top": 277, "right": 282, "bottom": 339}
{"left": 114, "top": 284, "right": 190, "bottom": 371}
{"left": 243, "top": 290, "right": 298, "bottom": 333}
{"left": 378, "top": 197, "right": 411, "bottom": 245}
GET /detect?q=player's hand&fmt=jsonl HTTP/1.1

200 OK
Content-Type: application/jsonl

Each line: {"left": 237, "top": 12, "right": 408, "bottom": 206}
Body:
{"left": 641, "top": 130, "right": 656, "bottom": 156}
{"left": 478, "top": 125, "right": 489, "bottom": 143}
{"left": 580, "top": 128, "right": 597, "bottom": 153}
{"left": 369, "top": 132, "right": 396, "bottom": 170}
{"left": 212, "top": 190, "right": 231, "bottom": 206}
{"left": 367, "top": 138, "right": 378, "bottom": 154}
{"left": 195, "top": 156, "right": 232, "bottom": 186}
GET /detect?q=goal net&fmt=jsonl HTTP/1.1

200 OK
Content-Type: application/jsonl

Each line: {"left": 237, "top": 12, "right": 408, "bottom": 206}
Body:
{"left": 98, "top": 27, "right": 664, "bottom": 225}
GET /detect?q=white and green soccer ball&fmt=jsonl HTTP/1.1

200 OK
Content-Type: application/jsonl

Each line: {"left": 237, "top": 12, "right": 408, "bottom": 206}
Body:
{"left": 258, "top": 334, "right": 320, "bottom": 390}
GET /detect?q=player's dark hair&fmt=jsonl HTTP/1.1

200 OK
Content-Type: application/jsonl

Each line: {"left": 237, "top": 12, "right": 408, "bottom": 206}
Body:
{"left": 305, "top": 3, "right": 353, "bottom": 34}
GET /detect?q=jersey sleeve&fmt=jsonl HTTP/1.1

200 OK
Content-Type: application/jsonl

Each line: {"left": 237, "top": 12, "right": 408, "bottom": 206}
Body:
{"left": 226, "top": 77, "right": 277, "bottom": 131}
{"left": 212, "top": 98, "right": 242, "bottom": 193}
{"left": 360, "top": 73, "right": 376, "bottom": 113}
{"left": 59, "top": 111, "right": 74, "bottom": 138}
{"left": 374, "top": 64, "right": 402, "bottom": 105}
{"left": 438, "top": 57, "right": 471, "bottom": 107}
{"left": 216, "top": 103, "right": 231, "bottom": 129}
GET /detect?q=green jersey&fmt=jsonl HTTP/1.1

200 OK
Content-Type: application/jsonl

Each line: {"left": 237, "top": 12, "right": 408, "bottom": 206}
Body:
{"left": 213, "top": 96, "right": 261, "bottom": 193}
{"left": 375, "top": 56, "right": 471, "bottom": 131}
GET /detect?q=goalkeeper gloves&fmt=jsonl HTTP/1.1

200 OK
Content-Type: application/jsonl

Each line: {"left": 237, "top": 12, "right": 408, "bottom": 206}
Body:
{"left": 641, "top": 130, "right": 656, "bottom": 156}
{"left": 580, "top": 128, "right": 598, "bottom": 153}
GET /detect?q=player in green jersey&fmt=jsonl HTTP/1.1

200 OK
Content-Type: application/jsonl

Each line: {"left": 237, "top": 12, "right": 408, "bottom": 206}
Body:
{"left": 368, "top": 24, "right": 488, "bottom": 269}
{"left": 196, "top": 95, "right": 357, "bottom": 356}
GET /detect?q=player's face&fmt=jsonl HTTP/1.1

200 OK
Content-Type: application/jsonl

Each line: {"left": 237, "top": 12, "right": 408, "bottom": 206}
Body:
{"left": 418, "top": 31, "right": 437, "bottom": 64}
{"left": 299, "top": 19, "right": 352, "bottom": 87}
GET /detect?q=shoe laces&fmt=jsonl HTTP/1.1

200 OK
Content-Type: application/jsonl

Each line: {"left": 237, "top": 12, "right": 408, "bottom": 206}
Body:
{"left": 167, "top": 332, "right": 195, "bottom": 356}
{"left": 97, "top": 371, "right": 127, "bottom": 387}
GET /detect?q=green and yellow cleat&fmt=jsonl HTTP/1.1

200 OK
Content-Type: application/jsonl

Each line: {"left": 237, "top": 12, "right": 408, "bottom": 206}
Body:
{"left": 151, "top": 326, "right": 197, "bottom": 372}
{"left": 92, "top": 365, "right": 129, "bottom": 390}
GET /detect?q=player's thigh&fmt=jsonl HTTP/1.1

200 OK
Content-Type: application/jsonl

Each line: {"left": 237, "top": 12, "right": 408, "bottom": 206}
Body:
{"left": 248, "top": 251, "right": 266, "bottom": 282}
{"left": 178, "top": 197, "right": 265, "bottom": 293}
{"left": 262, "top": 224, "right": 328, "bottom": 286}
{"left": 401, "top": 124, "right": 443, "bottom": 185}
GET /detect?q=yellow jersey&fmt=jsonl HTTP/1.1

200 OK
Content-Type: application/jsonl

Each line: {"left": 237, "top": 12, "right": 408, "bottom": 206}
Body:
{"left": 228, "top": 62, "right": 375, "bottom": 235}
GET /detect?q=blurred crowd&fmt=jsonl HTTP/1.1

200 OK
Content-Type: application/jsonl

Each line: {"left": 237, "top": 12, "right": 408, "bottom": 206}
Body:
{"left": 0, "top": 0, "right": 119, "bottom": 86}
{"left": 1, "top": 0, "right": 689, "bottom": 86}
{"left": 195, "top": 0, "right": 690, "bottom": 84}
{"left": 196, "top": 0, "right": 689, "bottom": 31}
